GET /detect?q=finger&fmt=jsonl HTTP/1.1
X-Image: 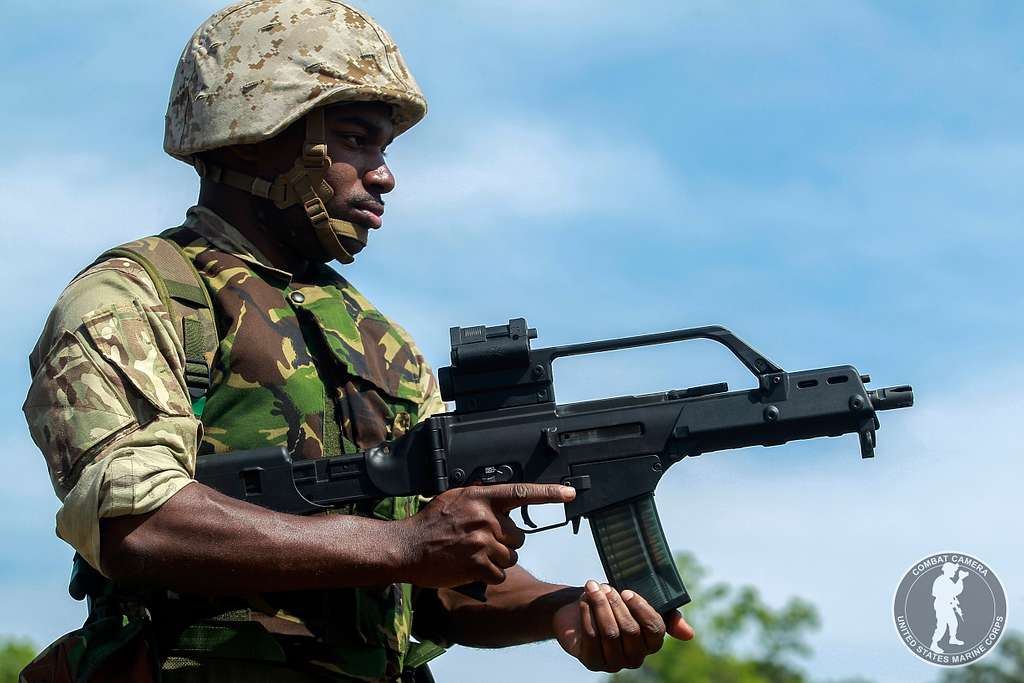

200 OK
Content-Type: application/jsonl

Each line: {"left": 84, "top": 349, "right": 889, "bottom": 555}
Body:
{"left": 479, "top": 483, "right": 576, "bottom": 511}
{"left": 602, "top": 585, "right": 646, "bottom": 668}
{"left": 473, "top": 553, "right": 507, "bottom": 585}
{"left": 585, "top": 581, "right": 625, "bottom": 672}
{"left": 621, "top": 589, "right": 666, "bottom": 653}
{"left": 577, "top": 597, "right": 605, "bottom": 671}
{"left": 665, "top": 609, "right": 696, "bottom": 641}
{"left": 496, "top": 512, "right": 526, "bottom": 550}
{"left": 489, "top": 542, "right": 519, "bottom": 570}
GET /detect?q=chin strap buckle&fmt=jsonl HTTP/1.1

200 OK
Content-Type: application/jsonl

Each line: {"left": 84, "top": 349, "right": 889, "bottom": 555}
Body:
{"left": 302, "top": 143, "right": 330, "bottom": 170}
{"left": 250, "top": 177, "right": 273, "bottom": 199}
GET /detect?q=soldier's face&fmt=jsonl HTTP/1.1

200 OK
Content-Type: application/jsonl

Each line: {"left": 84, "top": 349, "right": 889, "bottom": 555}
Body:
{"left": 229, "top": 102, "right": 398, "bottom": 264}
{"left": 320, "top": 102, "right": 397, "bottom": 257}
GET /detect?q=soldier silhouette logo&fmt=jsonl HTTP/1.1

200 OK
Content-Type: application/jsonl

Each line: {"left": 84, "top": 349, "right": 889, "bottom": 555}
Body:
{"left": 894, "top": 552, "right": 1007, "bottom": 667}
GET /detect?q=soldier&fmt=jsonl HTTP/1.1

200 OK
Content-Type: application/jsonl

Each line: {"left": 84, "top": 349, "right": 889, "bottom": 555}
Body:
{"left": 22, "top": 2, "right": 694, "bottom": 681}
{"left": 930, "top": 563, "right": 967, "bottom": 654}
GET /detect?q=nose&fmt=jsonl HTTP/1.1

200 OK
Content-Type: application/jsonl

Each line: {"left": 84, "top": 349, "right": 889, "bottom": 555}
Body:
{"left": 364, "top": 162, "right": 395, "bottom": 195}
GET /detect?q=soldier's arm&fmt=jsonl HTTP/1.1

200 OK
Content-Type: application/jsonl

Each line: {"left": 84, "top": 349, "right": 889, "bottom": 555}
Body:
{"left": 412, "top": 568, "right": 695, "bottom": 671}
{"left": 99, "top": 477, "right": 418, "bottom": 592}
{"left": 24, "top": 258, "right": 200, "bottom": 573}
{"left": 413, "top": 567, "right": 579, "bottom": 647}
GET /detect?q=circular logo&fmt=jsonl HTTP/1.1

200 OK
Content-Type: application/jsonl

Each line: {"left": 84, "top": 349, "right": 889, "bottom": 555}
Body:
{"left": 893, "top": 552, "right": 1008, "bottom": 666}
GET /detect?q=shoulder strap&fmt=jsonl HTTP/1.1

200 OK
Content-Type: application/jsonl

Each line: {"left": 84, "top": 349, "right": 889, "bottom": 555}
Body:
{"left": 98, "top": 235, "right": 217, "bottom": 417}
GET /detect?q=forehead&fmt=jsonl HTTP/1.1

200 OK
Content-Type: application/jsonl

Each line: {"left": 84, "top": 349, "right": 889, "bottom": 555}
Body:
{"left": 324, "top": 102, "right": 394, "bottom": 129}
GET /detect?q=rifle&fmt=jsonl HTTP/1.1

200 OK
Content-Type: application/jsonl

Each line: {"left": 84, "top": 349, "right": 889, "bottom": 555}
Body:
{"left": 195, "top": 318, "right": 913, "bottom": 615}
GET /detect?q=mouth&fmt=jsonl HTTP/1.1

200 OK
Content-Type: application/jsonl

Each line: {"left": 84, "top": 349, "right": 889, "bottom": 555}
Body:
{"left": 346, "top": 200, "right": 385, "bottom": 230}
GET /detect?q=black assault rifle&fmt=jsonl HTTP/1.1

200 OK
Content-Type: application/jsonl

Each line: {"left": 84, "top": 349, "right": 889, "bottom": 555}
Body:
{"left": 195, "top": 319, "right": 913, "bottom": 615}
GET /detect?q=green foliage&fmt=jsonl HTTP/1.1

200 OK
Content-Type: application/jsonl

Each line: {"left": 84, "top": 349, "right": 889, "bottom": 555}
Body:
{"left": 0, "top": 636, "right": 36, "bottom": 683}
{"left": 935, "top": 631, "right": 1024, "bottom": 683}
{"left": 610, "top": 553, "right": 833, "bottom": 683}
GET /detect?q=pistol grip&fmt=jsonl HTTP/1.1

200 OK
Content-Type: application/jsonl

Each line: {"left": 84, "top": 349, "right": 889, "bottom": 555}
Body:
{"left": 589, "top": 495, "right": 690, "bottom": 616}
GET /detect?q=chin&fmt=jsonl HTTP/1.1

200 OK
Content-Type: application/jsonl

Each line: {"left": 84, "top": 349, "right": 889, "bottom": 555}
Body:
{"left": 338, "top": 236, "right": 366, "bottom": 257}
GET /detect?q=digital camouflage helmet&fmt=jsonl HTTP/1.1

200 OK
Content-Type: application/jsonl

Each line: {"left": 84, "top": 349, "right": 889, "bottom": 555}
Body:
{"left": 164, "top": 0, "right": 427, "bottom": 263}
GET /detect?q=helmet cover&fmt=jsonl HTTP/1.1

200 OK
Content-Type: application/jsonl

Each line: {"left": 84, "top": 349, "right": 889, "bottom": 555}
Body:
{"left": 165, "top": 0, "right": 426, "bottom": 161}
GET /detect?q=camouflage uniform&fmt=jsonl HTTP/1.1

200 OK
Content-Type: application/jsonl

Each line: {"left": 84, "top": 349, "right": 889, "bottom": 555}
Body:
{"left": 22, "top": 2, "right": 442, "bottom": 681}
{"left": 24, "top": 206, "right": 446, "bottom": 682}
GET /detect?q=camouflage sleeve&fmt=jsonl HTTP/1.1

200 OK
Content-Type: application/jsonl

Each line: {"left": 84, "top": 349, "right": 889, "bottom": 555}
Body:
{"left": 23, "top": 258, "right": 201, "bottom": 574}
{"left": 411, "top": 349, "right": 447, "bottom": 424}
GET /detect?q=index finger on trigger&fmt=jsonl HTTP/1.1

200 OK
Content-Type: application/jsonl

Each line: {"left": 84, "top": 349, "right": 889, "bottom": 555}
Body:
{"left": 483, "top": 483, "right": 576, "bottom": 511}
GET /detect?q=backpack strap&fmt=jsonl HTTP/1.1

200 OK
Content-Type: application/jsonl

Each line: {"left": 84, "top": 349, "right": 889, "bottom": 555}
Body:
{"left": 98, "top": 235, "right": 217, "bottom": 418}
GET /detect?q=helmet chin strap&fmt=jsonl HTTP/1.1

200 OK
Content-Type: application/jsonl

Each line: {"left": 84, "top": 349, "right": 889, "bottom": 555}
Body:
{"left": 193, "top": 109, "right": 368, "bottom": 265}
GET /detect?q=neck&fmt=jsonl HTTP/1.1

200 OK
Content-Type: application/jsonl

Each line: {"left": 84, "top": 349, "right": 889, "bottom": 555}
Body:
{"left": 198, "top": 179, "right": 312, "bottom": 275}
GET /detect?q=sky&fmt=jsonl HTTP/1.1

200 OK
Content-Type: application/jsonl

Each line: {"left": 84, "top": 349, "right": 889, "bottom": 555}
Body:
{"left": 1, "top": 2, "right": 1021, "bottom": 682}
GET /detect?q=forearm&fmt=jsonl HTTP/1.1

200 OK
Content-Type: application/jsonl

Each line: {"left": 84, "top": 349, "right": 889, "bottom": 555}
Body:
{"left": 416, "top": 566, "right": 581, "bottom": 648}
{"left": 100, "top": 480, "right": 411, "bottom": 594}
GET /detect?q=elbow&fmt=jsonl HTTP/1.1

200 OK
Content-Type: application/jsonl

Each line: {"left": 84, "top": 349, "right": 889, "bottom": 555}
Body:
{"left": 99, "top": 513, "right": 160, "bottom": 584}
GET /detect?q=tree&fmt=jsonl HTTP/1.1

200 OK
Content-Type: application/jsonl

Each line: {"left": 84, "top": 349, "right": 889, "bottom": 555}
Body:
{"left": 936, "top": 632, "right": 1024, "bottom": 683}
{"left": 0, "top": 637, "right": 36, "bottom": 683}
{"left": 610, "top": 553, "right": 865, "bottom": 683}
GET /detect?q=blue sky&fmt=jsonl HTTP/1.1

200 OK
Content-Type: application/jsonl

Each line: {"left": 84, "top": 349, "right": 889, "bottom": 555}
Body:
{"left": 1, "top": 2, "right": 1020, "bottom": 682}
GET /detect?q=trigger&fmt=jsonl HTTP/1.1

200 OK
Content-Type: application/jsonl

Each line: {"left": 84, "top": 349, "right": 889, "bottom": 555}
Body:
{"left": 521, "top": 505, "right": 538, "bottom": 529}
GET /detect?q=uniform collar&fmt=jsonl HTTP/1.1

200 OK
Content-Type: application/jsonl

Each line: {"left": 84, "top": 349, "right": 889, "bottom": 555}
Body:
{"left": 183, "top": 206, "right": 296, "bottom": 283}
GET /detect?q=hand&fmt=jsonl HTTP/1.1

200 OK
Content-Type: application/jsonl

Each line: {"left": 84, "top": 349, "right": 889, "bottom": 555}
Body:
{"left": 397, "top": 483, "right": 575, "bottom": 588}
{"left": 958, "top": 570, "right": 969, "bottom": 580}
{"left": 553, "top": 581, "right": 695, "bottom": 672}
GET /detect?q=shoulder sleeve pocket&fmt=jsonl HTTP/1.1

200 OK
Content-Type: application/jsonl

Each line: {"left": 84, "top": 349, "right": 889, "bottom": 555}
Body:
{"left": 23, "top": 330, "right": 135, "bottom": 498}
{"left": 81, "top": 302, "right": 192, "bottom": 418}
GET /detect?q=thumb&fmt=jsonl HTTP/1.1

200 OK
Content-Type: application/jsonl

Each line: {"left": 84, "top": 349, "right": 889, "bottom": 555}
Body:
{"left": 666, "top": 610, "right": 696, "bottom": 641}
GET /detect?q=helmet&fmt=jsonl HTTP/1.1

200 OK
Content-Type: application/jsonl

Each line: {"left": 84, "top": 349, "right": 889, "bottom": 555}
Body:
{"left": 164, "top": 0, "right": 427, "bottom": 263}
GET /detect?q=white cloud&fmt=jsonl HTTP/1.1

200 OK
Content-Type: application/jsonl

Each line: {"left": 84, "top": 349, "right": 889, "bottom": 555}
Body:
{"left": 0, "top": 154, "right": 196, "bottom": 327}
{"left": 386, "top": 118, "right": 682, "bottom": 237}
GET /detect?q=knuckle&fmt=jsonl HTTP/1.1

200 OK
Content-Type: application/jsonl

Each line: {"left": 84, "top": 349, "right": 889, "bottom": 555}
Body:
{"left": 467, "top": 530, "right": 491, "bottom": 548}
{"left": 604, "top": 628, "right": 620, "bottom": 640}
{"left": 512, "top": 483, "right": 530, "bottom": 499}
{"left": 622, "top": 624, "right": 641, "bottom": 638}
{"left": 643, "top": 618, "right": 665, "bottom": 635}
{"left": 471, "top": 508, "right": 491, "bottom": 525}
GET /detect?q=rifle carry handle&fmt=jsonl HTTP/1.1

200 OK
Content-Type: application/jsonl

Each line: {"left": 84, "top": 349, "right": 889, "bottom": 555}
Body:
{"left": 589, "top": 495, "right": 691, "bottom": 616}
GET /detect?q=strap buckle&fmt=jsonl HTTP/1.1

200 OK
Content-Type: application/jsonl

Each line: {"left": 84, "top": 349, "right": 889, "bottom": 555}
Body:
{"left": 184, "top": 360, "right": 211, "bottom": 401}
{"left": 250, "top": 177, "right": 273, "bottom": 199}
{"left": 302, "top": 143, "right": 330, "bottom": 169}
